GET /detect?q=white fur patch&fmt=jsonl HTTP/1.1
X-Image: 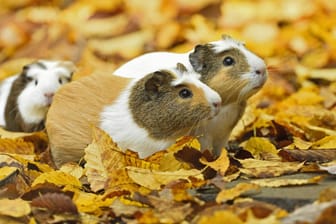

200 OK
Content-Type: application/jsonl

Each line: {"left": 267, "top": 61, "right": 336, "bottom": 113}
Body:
{"left": 100, "top": 81, "right": 174, "bottom": 158}
{"left": 114, "top": 52, "right": 192, "bottom": 77}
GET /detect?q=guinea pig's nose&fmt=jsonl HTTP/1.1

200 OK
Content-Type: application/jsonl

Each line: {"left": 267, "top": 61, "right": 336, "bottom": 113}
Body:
{"left": 44, "top": 92, "right": 54, "bottom": 98}
{"left": 213, "top": 102, "right": 220, "bottom": 108}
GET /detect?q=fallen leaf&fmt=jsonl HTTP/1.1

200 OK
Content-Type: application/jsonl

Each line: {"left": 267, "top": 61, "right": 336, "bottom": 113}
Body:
{"left": 197, "top": 210, "right": 244, "bottom": 224}
{"left": 239, "top": 159, "right": 304, "bottom": 178}
{"left": 126, "top": 166, "right": 204, "bottom": 190}
{"left": 84, "top": 127, "right": 125, "bottom": 192}
{"left": 311, "top": 135, "right": 336, "bottom": 149}
{"left": 32, "top": 171, "right": 81, "bottom": 188}
{"left": 216, "top": 183, "right": 260, "bottom": 203}
{"left": 281, "top": 200, "right": 336, "bottom": 224}
{"left": 242, "top": 137, "right": 279, "bottom": 159}
{"left": 251, "top": 175, "right": 324, "bottom": 187}
{"left": 59, "top": 163, "right": 84, "bottom": 180}
{"left": 31, "top": 192, "right": 78, "bottom": 214}
{"left": 200, "top": 148, "right": 230, "bottom": 175}
{"left": 0, "top": 198, "right": 30, "bottom": 217}
{"left": 319, "top": 160, "right": 336, "bottom": 174}
{"left": 279, "top": 149, "right": 336, "bottom": 162}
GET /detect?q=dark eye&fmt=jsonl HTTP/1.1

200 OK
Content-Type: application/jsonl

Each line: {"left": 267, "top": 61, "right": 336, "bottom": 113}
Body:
{"left": 179, "top": 88, "right": 193, "bottom": 98}
{"left": 223, "top": 56, "right": 235, "bottom": 66}
{"left": 58, "top": 78, "right": 63, "bottom": 84}
{"left": 34, "top": 80, "right": 38, "bottom": 86}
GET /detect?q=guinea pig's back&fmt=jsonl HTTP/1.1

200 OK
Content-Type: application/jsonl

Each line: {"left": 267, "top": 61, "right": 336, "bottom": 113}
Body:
{"left": 46, "top": 73, "right": 130, "bottom": 166}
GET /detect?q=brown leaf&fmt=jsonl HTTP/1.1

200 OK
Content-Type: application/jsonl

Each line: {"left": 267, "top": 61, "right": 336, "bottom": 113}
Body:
{"left": 31, "top": 192, "right": 78, "bottom": 214}
{"left": 279, "top": 149, "right": 336, "bottom": 163}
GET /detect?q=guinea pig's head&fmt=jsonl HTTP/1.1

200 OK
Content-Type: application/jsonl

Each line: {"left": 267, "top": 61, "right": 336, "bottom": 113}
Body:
{"left": 129, "top": 63, "right": 222, "bottom": 139}
{"left": 17, "top": 60, "right": 75, "bottom": 123}
{"left": 189, "top": 35, "right": 267, "bottom": 104}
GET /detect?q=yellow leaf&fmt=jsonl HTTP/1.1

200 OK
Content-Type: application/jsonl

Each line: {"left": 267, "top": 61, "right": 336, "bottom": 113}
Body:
{"left": 84, "top": 127, "right": 126, "bottom": 192}
{"left": 73, "top": 190, "right": 115, "bottom": 215}
{"left": 251, "top": 175, "right": 324, "bottom": 187}
{"left": 311, "top": 136, "right": 336, "bottom": 149}
{"left": 243, "top": 137, "right": 278, "bottom": 159}
{"left": 0, "top": 198, "right": 30, "bottom": 217}
{"left": 60, "top": 163, "right": 85, "bottom": 179}
{"left": 166, "top": 136, "right": 201, "bottom": 153}
{"left": 197, "top": 210, "right": 244, "bottom": 224}
{"left": 126, "top": 167, "right": 203, "bottom": 190}
{"left": 0, "top": 166, "right": 18, "bottom": 180}
{"left": 200, "top": 148, "right": 230, "bottom": 175}
{"left": 239, "top": 159, "right": 304, "bottom": 178}
{"left": 245, "top": 209, "right": 281, "bottom": 224}
{"left": 0, "top": 138, "right": 34, "bottom": 155}
{"left": 124, "top": 153, "right": 160, "bottom": 170}
{"left": 32, "top": 171, "right": 81, "bottom": 188}
{"left": 215, "top": 183, "right": 260, "bottom": 203}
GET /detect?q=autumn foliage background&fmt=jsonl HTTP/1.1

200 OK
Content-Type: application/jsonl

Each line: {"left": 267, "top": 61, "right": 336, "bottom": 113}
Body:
{"left": 0, "top": 0, "right": 336, "bottom": 223}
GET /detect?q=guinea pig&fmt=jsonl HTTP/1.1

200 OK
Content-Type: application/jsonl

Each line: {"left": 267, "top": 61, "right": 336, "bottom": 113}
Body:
{"left": 46, "top": 63, "right": 222, "bottom": 167}
{"left": 0, "top": 60, "right": 76, "bottom": 132}
{"left": 114, "top": 35, "right": 268, "bottom": 156}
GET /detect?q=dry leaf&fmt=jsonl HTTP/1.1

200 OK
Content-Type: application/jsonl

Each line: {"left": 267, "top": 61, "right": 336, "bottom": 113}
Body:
{"left": 200, "top": 148, "right": 230, "bottom": 175}
{"left": 198, "top": 210, "right": 244, "bottom": 224}
{"left": 242, "top": 137, "right": 279, "bottom": 159}
{"left": 319, "top": 160, "right": 336, "bottom": 174}
{"left": 32, "top": 171, "right": 81, "bottom": 188}
{"left": 126, "top": 166, "right": 203, "bottom": 190}
{"left": 31, "top": 192, "right": 78, "bottom": 214}
{"left": 84, "top": 127, "right": 125, "bottom": 192}
{"left": 279, "top": 149, "right": 336, "bottom": 162}
{"left": 239, "top": 159, "right": 304, "bottom": 178}
{"left": 0, "top": 198, "right": 30, "bottom": 217}
{"left": 251, "top": 175, "right": 324, "bottom": 187}
{"left": 216, "top": 183, "right": 260, "bottom": 203}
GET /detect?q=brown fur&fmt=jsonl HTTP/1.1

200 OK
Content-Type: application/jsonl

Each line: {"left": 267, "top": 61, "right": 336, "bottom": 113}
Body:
{"left": 46, "top": 72, "right": 130, "bottom": 166}
{"left": 4, "top": 66, "right": 42, "bottom": 132}
{"left": 129, "top": 71, "right": 210, "bottom": 139}
{"left": 189, "top": 45, "right": 250, "bottom": 104}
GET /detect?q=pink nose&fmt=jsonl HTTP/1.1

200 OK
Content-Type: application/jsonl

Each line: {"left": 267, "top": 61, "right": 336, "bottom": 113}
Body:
{"left": 44, "top": 92, "right": 54, "bottom": 98}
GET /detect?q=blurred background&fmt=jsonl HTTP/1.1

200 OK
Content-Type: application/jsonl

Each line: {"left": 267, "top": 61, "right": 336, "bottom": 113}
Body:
{"left": 0, "top": 0, "right": 335, "bottom": 80}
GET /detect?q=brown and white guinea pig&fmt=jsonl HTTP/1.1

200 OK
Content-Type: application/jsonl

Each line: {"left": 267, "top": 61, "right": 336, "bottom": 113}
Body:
{"left": 0, "top": 60, "right": 76, "bottom": 132}
{"left": 114, "top": 35, "right": 268, "bottom": 156}
{"left": 46, "top": 63, "right": 222, "bottom": 167}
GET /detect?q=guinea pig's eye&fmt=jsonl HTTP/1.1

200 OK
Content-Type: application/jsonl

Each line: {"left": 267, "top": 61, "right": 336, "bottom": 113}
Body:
{"left": 34, "top": 80, "right": 38, "bottom": 86}
{"left": 58, "top": 78, "right": 63, "bottom": 84}
{"left": 179, "top": 88, "right": 193, "bottom": 99}
{"left": 223, "top": 56, "right": 235, "bottom": 66}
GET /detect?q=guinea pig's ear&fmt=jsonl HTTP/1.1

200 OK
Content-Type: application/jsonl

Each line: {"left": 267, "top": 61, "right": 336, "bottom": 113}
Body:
{"left": 189, "top": 44, "right": 209, "bottom": 73}
{"left": 176, "top": 63, "right": 188, "bottom": 73}
{"left": 59, "top": 61, "right": 77, "bottom": 75}
{"left": 144, "top": 71, "right": 170, "bottom": 100}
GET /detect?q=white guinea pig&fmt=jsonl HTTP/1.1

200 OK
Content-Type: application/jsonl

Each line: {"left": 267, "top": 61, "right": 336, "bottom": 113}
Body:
{"left": 46, "top": 63, "right": 222, "bottom": 167}
{"left": 0, "top": 60, "right": 76, "bottom": 132}
{"left": 114, "top": 35, "right": 268, "bottom": 156}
